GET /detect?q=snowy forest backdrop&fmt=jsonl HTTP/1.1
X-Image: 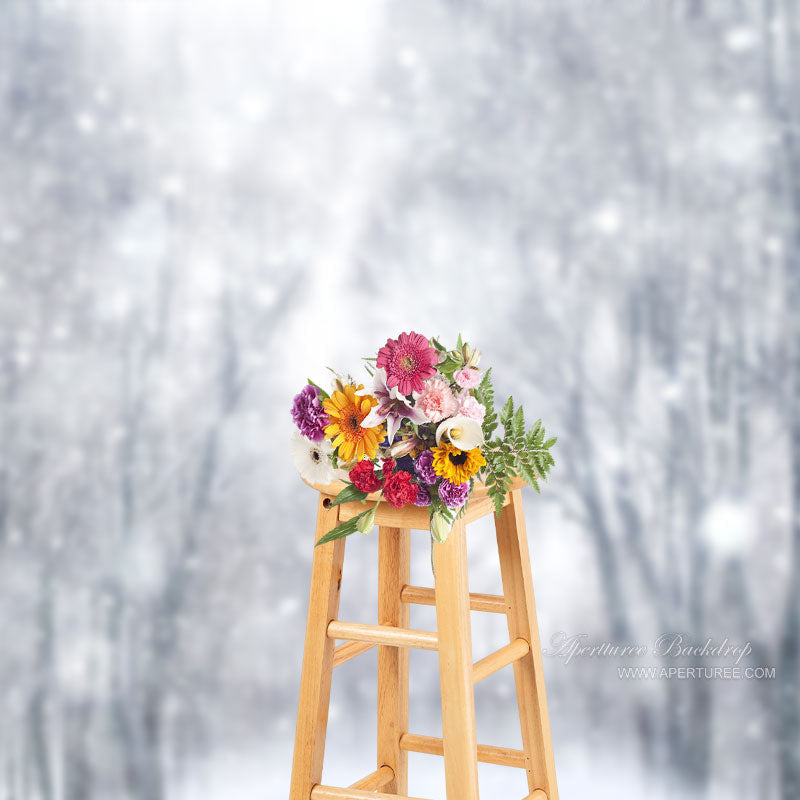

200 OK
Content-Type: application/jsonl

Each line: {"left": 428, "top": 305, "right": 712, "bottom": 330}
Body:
{"left": 1, "top": 1, "right": 799, "bottom": 799}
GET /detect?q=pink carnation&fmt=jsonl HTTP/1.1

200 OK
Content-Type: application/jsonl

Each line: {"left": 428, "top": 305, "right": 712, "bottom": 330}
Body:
{"left": 454, "top": 368, "right": 481, "bottom": 389}
{"left": 416, "top": 377, "right": 458, "bottom": 422}
{"left": 457, "top": 393, "right": 486, "bottom": 423}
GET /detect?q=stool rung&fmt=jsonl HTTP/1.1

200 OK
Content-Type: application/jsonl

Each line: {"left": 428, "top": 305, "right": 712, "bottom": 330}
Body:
{"left": 473, "top": 637, "right": 530, "bottom": 683}
{"left": 327, "top": 620, "right": 438, "bottom": 651}
{"left": 524, "top": 791, "right": 548, "bottom": 800}
{"left": 311, "top": 786, "right": 431, "bottom": 800}
{"left": 348, "top": 765, "right": 394, "bottom": 790}
{"left": 399, "top": 733, "right": 526, "bottom": 768}
{"left": 400, "top": 584, "right": 507, "bottom": 614}
{"left": 332, "top": 640, "right": 375, "bottom": 668}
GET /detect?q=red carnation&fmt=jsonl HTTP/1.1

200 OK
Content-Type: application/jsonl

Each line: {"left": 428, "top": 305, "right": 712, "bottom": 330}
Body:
{"left": 381, "top": 458, "right": 396, "bottom": 478}
{"left": 349, "top": 459, "right": 383, "bottom": 493}
{"left": 383, "top": 470, "right": 417, "bottom": 509}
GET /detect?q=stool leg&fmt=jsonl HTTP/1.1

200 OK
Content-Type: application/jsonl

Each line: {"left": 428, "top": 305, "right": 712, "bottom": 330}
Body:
{"left": 289, "top": 496, "right": 346, "bottom": 800}
{"left": 433, "top": 518, "right": 480, "bottom": 800}
{"left": 495, "top": 489, "right": 559, "bottom": 800}
{"left": 377, "top": 526, "right": 410, "bottom": 794}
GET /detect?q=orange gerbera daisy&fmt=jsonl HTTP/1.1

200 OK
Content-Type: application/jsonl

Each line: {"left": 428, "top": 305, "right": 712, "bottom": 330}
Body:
{"left": 323, "top": 384, "right": 384, "bottom": 462}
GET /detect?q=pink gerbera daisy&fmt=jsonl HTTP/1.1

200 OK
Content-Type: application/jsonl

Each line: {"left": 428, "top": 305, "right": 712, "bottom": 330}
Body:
{"left": 376, "top": 331, "right": 438, "bottom": 396}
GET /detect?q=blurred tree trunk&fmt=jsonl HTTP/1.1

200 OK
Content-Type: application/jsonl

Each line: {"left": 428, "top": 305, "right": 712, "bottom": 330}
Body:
{"left": 28, "top": 565, "right": 54, "bottom": 800}
{"left": 62, "top": 698, "right": 94, "bottom": 800}
{"left": 569, "top": 381, "right": 632, "bottom": 643}
{"left": 775, "top": 6, "right": 800, "bottom": 798}
{"left": 778, "top": 218, "right": 800, "bottom": 800}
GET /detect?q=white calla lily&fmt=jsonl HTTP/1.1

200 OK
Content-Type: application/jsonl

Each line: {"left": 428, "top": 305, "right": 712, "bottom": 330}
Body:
{"left": 435, "top": 415, "right": 484, "bottom": 451}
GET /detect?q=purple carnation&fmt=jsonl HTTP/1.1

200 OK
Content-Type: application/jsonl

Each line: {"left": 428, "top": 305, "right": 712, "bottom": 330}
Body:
{"left": 438, "top": 479, "right": 469, "bottom": 509}
{"left": 413, "top": 484, "right": 432, "bottom": 507}
{"left": 291, "top": 384, "right": 329, "bottom": 442}
{"left": 414, "top": 450, "right": 437, "bottom": 485}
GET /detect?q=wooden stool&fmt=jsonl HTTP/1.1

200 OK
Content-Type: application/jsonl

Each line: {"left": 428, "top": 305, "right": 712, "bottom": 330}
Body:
{"left": 289, "top": 477, "right": 558, "bottom": 800}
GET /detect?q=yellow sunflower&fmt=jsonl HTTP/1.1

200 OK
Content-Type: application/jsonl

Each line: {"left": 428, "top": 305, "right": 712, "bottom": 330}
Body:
{"left": 323, "top": 384, "right": 384, "bottom": 462}
{"left": 431, "top": 442, "right": 486, "bottom": 484}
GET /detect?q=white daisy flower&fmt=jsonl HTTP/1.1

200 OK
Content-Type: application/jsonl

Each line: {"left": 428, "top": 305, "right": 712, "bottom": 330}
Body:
{"left": 290, "top": 430, "right": 335, "bottom": 484}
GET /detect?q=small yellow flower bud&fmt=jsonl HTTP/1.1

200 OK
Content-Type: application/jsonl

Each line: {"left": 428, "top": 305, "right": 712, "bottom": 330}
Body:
{"left": 466, "top": 348, "right": 482, "bottom": 369}
{"left": 356, "top": 507, "right": 377, "bottom": 535}
{"left": 431, "top": 511, "right": 452, "bottom": 544}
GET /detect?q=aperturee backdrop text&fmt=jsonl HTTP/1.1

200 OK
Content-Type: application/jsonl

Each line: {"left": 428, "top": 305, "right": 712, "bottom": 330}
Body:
{"left": 290, "top": 332, "right": 556, "bottom": 546}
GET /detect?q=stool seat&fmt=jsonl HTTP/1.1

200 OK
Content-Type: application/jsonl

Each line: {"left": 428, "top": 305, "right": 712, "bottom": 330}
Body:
{"left": 289, "top": 480, "right": 559, "bottom": 800}
{"left": 302, "top": 476, "right": 527, "bottom": 529}
{"left": 302, "top": 475, "right": 527, "bottom": 504}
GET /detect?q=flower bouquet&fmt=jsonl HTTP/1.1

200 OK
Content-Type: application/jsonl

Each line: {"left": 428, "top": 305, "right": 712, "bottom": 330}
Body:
{"left": 290, "top": 332, "right": 556, "bottom": 548}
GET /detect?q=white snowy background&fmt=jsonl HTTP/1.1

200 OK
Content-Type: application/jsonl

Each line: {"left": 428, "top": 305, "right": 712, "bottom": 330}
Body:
{"left": 1, "top": 1, "right": 799, "bottom": 799}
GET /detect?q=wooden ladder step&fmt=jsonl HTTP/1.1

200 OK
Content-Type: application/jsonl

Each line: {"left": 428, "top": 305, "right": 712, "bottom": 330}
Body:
{"left": 311, "top": 786, "right": 431, "bottom": 800}
{"left": 399, "top": 733, "right": 526, "bottom": 769}
{"left": 332, "top": 640, "right": 376, "bottom": 668}
{"left": 400, "top": 584, "right": 507, "bottom": 614}
{"left": 327, "top": 620, "right": 438, "bottom": 651}
{"left": 473, "top": 637, "right": 530, "bottom": 683}
{"left": 347, "top": 765, "right": 394, "bottom": 790}
{"left": 523, "top": 791, "right": 548, "bottom": 800}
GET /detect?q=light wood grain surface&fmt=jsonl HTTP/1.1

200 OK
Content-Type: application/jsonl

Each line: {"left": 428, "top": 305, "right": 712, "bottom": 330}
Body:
{"left": 377, "top": 526, "right": 410, "bottom": 794}
{"left": 433, "top": 517, "right": 481, "bottom": 799}
{"left": 327, "top": 620, "right": 438, "bottom": 651}
{"left": 495, "top": 489, "right": 559, "bottom": 799}
{"left": 399, "top": 733, "right": 526, "bottom": 769}
{"left": 289, "top": 474, "right": 559, "bottom": 800}
{"left": 347, "top": 765, "right": 394, "bottom": 791}
{"left": 400, "top": 584, "right": 506, "bottom": 613}
{"left": 472, "top": 637, "right": 530, "bottom": 684}
{"left": 311, "top": 786, "right": 432, "bottom": 800}
{"left": 288, "top": 496, "right": 346, "bottom": 800}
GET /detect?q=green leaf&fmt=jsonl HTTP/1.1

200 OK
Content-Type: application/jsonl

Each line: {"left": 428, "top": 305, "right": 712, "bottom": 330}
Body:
{"left": 490, "top": 485, "right": 505, "bottom": 515}
{"left": 513, "top": 405, "right": 525, "bottom": 441}
{"left": 331, "top": 484, "right": 369, "bottom": 506}
{"left": 307, "top": 378, "right": 330, "bottom": 399}
{"left": 475, "top": 368, "right": 493, "bottom": 401}
{"left": 543, "top": 436, "right": 558, "bottom": 449}
{"left": 438, "top": 356, "right": 462, "bottom": 376}
{"left": 501, "top": 396, "right": 514, "bottom": 423}
{"left": 519, "top": 459, "right": 538, "bottom": 488}
{"left": 438, "top": 504, "right": 455, "bottom": 524}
